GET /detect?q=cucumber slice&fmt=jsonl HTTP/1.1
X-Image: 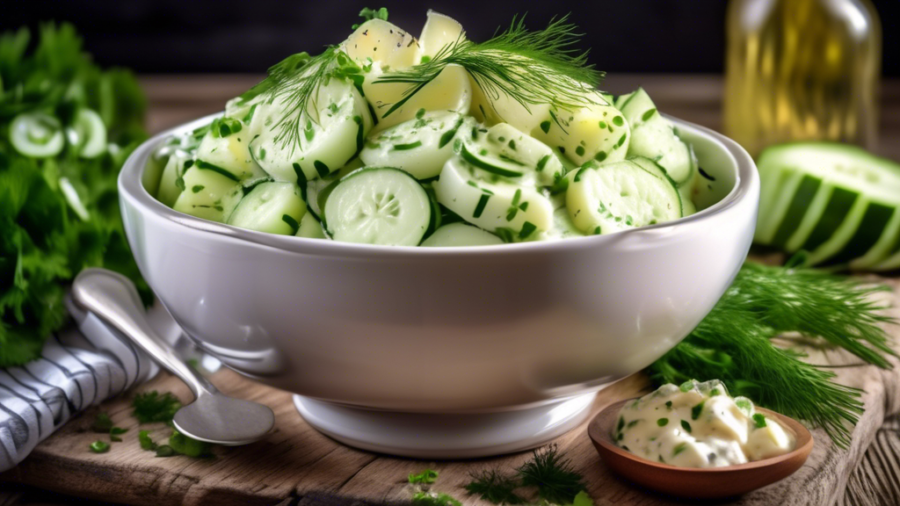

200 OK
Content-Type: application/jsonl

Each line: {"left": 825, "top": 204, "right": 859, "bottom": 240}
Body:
{"left": 531, "top": 97, "right": 630, "bottom": 167}
{"left": 420, "top": 223, "right": 503, "bottom": 247}
{"left": 195, "top": 120, "right": 267, "bottom": 182}
{"left": 360, "top": 111, "right": 470, "bottom": 180}
{"left": 619, "top": 89, "right": 693, "bottom": 184}
{"left": 755, "top": 143, "right": 900, "bottom": 268}
{"left": 296, "top": 212, "right": 326, "bottom": 239}
{"left": 480, "top": 123, "right": 565, "bottom": 187}
{"left": 418, "top": 10, "right": 464, "bottom": 59}
{"left": 566, "top": 158, "right": 682, "bottom": 235}
{"left": 227, "top": 181, "right": 306, "bottom": 235}
{"left": 10, "top": 112, "right": 64, "bottom": 158}
{"left": 67, "top": 108, "right": 107, "bottom": 158}
{"left": 541, "top": 207, "right": 586, "bottom": 241}
{"left": 157, "top": 151, "right": 191, "bottom": 207}
{"left": 173, "top": 166, "right": 244, "bottom": 223}
{"left": 363, "top": 63, "right": 472, "bottom": 131}
{"left": 433, "top": 157, "right": 553, "bottom": 239}
{"left": 324, "top": 167, "right": 431, "bottom": 246}
{"left": 250, "top": 77, "right": 373, "bottom": 184}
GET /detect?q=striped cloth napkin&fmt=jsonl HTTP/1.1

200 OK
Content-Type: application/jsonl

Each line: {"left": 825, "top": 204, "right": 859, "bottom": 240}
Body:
{"left": 0, "top": 299, "right": 178, "bottom": 472}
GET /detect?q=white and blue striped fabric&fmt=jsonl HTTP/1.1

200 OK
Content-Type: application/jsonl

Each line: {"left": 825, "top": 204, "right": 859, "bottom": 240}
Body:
{"left": 0, "top": 299, "right": 177, "bottom": 472}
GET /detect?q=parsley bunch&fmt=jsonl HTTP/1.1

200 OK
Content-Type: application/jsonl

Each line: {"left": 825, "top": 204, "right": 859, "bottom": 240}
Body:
{"left": 0, "top": 23, "right": 148, "bottom": 367}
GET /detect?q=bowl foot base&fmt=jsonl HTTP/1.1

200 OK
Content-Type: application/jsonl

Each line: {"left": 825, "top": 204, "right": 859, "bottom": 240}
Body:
{"left": 293, "top": 393, "right": 596, "bottom": 459}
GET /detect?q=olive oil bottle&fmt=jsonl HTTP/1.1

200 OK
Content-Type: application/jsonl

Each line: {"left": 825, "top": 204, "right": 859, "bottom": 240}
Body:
{"left": 724, "top": 0, "right": 881, "bottom": 157}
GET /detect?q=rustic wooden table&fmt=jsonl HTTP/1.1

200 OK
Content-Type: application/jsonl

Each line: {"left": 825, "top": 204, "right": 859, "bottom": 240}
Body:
{"left": 2, "top": 75, "right": 899, "bottom": 506}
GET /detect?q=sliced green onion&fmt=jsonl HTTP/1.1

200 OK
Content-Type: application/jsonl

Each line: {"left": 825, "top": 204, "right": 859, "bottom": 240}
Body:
{"left": 10, "top": 112, "right": 65, "bottom": 158}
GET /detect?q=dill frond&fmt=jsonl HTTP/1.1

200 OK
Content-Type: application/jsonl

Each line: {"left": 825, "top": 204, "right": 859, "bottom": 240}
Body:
{"left": 516, "top": 444, "right": 585, "bottom": 504}
{"left": 647, "top": 261, "right": 897, "bottom": 448}
{"left": 465, "top": 469, "right": 526, "bottom": 504}
{"left": 374, "top": 14, "right": 604, "bottom": 119}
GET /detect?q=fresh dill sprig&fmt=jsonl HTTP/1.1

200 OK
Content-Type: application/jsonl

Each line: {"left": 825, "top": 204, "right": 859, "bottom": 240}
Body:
{"left": 648, "top": 261, "right": 896, "bottom": 448}
{"left": 465, "top": 469, "right": 526, "bottom": 504}
{"left": 516, "top": 444, "right": 586, "bottom": 504}
{"left": 374, "top": 14, "right": 604, "bottom": 119}
{"left": 234, "top": 48, "right": 363, "bottom": 154}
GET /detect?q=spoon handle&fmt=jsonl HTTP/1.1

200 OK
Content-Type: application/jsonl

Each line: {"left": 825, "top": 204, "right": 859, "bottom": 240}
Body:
{"left": 72, "top": 268, "right": 217, "bottom": 400}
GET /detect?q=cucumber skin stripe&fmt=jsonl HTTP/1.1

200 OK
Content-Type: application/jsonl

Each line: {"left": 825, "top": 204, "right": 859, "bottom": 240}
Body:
{"left": 801, "top": 187, "right": 858, "bottom": 254}
{"left": 770, "top": 175, "right": 822, "bottom": 249}
{"left": 822, "top": 203, "right": 895, "bottom": 267}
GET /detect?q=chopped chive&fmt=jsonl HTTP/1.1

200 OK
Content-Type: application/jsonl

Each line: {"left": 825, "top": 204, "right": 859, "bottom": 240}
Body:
{"left": 420, "top": 55, "right": 431, "bottom": 64}
{"left": 282, "top": 214, "right": 300, "bottom": 234}
{"left": 498, "top": 154, "right": 526, "bottom": 166}
{"left": 657, "top": 418, "right": 668, "bottom": 427}
{"left": 110, "top": 427, "right": 128, "bottom": 442}
{"left": 408, "top": 469, "right": 438, "bottom": 484}
{"left": 519, "top": 221, "right": 537, "bottom": 239}
{"left": 353, "top": 115, "right": 364, "bottom": 153}
{"left": 304, "top": 119, "right": 315, "bottom": 142}
{"left": 191, "top": 185, "right": 204, "bottom": 193}
{"left": 473, "top": 194, "right": 490, "bottom": 218}
{"left": 156, "top": 445, "right": 176, "bottom": 457}
{"left": 595, "top": 151, "right": 607, "bottom": 162}
{"left": 392, "top": 141, "right": 423, "bottom": 151}
{"left": 194, "top": 160, "right": 239, "bottom": 182}
{"left": 753, "top": 413, "right": 767, "bottom": 428}
{"left": 439, "top": 116, "right": 465, "bottom": 148}
{"left": 138, "top": 430, "right": 157, "bottom": 451}
{"left": 508, "top": 139, "right": 517, "bottom": 150}
{"left": 575, "top": 146, "right": 585, "bottom": 157}
{"left": 573, "top": 167, "right": 588, "bottom": 182}
{"left": 415, "top": 108, "right": 426, "bottom": 119}
{"left": 617, "top": 416, "right": 625, "bottom": 433}
{"left": 258, "top": 147, "right": 267, "bottom": 161}
{"left": 612, "top": 116, "right": 624, "bottom": 127}
{"left": 540, "top": 120, "right": 551, "bottom": 134}
{"left": 680, "top": 380, "right": 695, "bottom": 392}
{"left": 617, "top": 134, "right": 627, "bottom": 147}
{"left": 92, "top": 413, "right": 113, "bottom": 433}
{"left": 673, "top": 442, "right": 688, "bottom": 456}
{"left": 598, "top": 121, "right": 607, "bottom": 129}
{"left": 681, "top": 420, "right": 692, "bottom": 433}
{"left": 710, "top": 388, "right": 721, "bottom": 397}
{"left": 314, "top": 160, "right": 330, "bottom": 177}
{"left": 691, "top": 401, "right": 705, "bottom": 420}
{"left": 536, "top": 154, "right": 551, "bottom": 172}
{"left": 627, "top": 420, "right": 640, "bottom": 428}
{"left": 665, "top": 400, "right": 673, "bottom": 409}
{"left": 642, "top": 108, "right": 658, "bottom": 122}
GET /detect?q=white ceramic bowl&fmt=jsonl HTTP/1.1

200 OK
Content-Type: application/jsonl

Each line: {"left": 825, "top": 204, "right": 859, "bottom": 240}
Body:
{"left": 120, "top": 115, "right": 757, "bottom": 417}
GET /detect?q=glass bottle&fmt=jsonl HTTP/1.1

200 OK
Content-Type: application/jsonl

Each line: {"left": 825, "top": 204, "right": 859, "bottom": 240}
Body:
{"left": 724, "top": 0, "right": 881, "bottom": 158}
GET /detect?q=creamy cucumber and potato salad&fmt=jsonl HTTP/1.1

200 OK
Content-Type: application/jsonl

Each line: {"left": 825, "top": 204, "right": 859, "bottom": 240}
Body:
{"left": 615, "top": 380, "right": 795, "bottom": 468}
{"left": 151, "top": 10, "right": 700, "bottom": 246}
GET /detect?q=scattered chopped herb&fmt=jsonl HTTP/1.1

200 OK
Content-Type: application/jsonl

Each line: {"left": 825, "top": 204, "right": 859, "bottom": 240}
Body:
{"left": 392, "top": 141, "right": 423, "bottom": 151}
{"left": 191, "top": 185, "right": 204, "bottom": 193}
{"left": 575, "top": 146, "right": 585, "bottom": 157}
{"left": 132, "top": 391, "right": 181, "bottom": 424}
{"left": 517, "top": 444, "right": 585, "bottom": 504}
{"left": 691, "top": 401, "right": 705, "bottom": 420}
{"left": 138, "top": 430, "right": 157, "bottom": 451}
{"left": 673, "top": 442, "right": 688, "bottom": 457}
{"left": 168, "top": 430, "right": 212, "bottom": 458}
{"left": 657, "top": 418, "right": 668, "bottom": 427}
{"left": 155, "top": 445, "right": 176, "bottom": 457}
{"left": 641, "top": 108, "right": 657, "bottom": 122}
{"left": 90, "top": 440, "right": 110, "bottom": 453}
{"left": 412, "top": 492, "right": 461, "bottom": 506}
{"left": 665, "top": 400, "right": 673, "bottom": 409}
{"left": 612, "top": 116, "right": 624, "bottom": 127}
{"left": 519, "top": 221, "right": 537, "bottom": 239}
{"left": 282, "top": 214, "right": 300, "bottom": 235}
{"left": 753, "top": 413, "right": 767, "bottom": 428}
{"left": 92, "top": 413, "right": 113, "bottom": 433}
{"left": 110, "top": 427, "right": 128, "bottom": 442}
{"left": 681, "top": 420, "right": 692, "bottom": 433}
{"left": 408, "top": 469, "right": 439, "bottom": 484}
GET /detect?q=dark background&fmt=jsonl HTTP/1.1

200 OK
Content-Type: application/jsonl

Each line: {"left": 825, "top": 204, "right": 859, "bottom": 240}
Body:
{"left": 2, "top": 0, "right": 898, "bottom": 75}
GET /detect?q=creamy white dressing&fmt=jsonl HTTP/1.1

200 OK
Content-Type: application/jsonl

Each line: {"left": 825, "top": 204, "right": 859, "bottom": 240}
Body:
{"left": 614, "top": 380, "right": 794, "bottom": 468}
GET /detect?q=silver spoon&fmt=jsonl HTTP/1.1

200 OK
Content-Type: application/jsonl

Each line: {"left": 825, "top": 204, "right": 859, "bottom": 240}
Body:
{"left": 71, "top": 268, "right": 275, "bottom": 446}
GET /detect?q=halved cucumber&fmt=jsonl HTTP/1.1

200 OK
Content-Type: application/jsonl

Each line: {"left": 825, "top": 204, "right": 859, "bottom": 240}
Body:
{"left": 360, "top": 111, "right": 469, "bottom": 180}
{"left": 531, "top": 95, "right": 630, "bottom": 167}
{"left": 324, "top": 167, "right": 431, "bottom": 246}
{"left": 619, "top": 88, "right": 694, "bottom": 184}
{"left": 9, "top": 112, "right": 65, "bottom": 158}
{"left": 566, "top": 158, "right": 682, "bottom": 235}
{"left": 227, "top": 181, "right": 307, "bottom": 235}
{"left": 433, "top": 157, "right": 553, "bottom": 239}
{"left": 304, "top": 158, "right": 363, "bottom": 222}
{"left": 420, "top": 222, "right": 503, "bottom": 247}
{"left": 157, "top": 151, "right": 191, "bottom": 207}
{"left": 249, "top": 77, "right": 373, "bottom": 184}
{"left": 172, "top": 166, "right": 244, "bottom": 223}
{"left": 296, "top": 212, "right": 326, "bottom": 239}
{"left": 480, "top": 123, "right": 565, "bottom": 187}
{"left": 195, "top": 119, "right": 267, "bottom": 182}
{"left": 754, "top": 143, "right": 900, "bottom": 268}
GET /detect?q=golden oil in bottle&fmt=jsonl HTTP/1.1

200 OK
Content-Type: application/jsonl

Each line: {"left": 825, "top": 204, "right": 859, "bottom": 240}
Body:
{"left": 724, "top": 0, "right": 881, "bottom": 157}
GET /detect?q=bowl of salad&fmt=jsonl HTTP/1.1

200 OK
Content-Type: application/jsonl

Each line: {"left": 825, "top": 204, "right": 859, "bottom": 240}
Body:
{"left": 119, "top": 10, "right": 758, "bottom": 456}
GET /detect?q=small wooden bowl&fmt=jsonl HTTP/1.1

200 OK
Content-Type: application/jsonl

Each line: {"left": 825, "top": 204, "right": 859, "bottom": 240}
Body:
{"left": 589, "top": 399, "right": 814, "bottom": 499}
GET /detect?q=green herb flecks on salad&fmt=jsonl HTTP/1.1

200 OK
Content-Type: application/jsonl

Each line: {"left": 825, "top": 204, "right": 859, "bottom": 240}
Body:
{"left": 152, "top": 8, "right": 698, "bottom": 247}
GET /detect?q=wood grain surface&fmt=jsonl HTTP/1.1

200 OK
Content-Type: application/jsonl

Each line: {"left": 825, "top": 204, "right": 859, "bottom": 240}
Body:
{"left": 2, "top": 75, "right": 900, "bottom": 505}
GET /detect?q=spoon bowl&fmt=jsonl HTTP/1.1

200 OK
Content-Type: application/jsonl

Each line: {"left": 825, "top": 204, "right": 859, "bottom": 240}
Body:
{"left": 588, "top": 399, "right": 813, "bottom": 499}
{"left": 174, "top": 394, "right": 276, "bottom": 446}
